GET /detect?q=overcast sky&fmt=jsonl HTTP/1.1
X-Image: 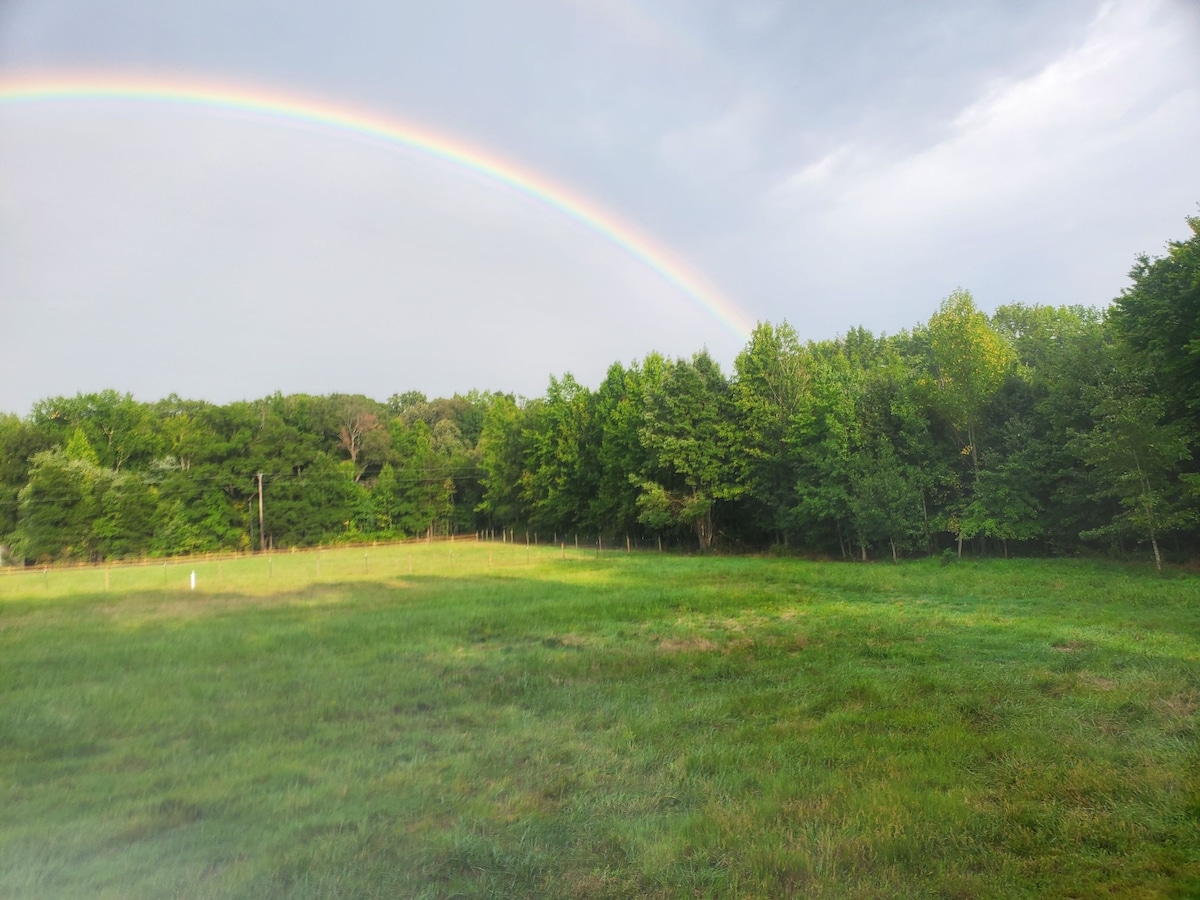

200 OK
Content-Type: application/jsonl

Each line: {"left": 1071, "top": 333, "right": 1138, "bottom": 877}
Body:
{"left": 1, "top": 0, "right": 1198, "bottom": 413}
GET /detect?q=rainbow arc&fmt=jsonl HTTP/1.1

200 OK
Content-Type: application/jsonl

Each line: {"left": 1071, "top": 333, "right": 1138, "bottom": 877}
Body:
{"left": 0, "top": 72, "right": 755, "bottom": 339}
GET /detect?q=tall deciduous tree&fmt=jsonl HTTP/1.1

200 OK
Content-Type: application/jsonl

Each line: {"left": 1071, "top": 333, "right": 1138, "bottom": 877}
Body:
{"left": 0, "top": 414, "right": 51, "bottom": 542}
{"left": 923, "top": 289, "right": 1016, "bottom": 472}
{"left": 637, "top": 352, "right": 740, "bottom": 550}
{"left": 990, "top": 303, "right": 1113, "bottom": 551}
{"left": 32, "top": 390, "right": 162, "bottom": 472}
{"left": 789, "top": 342, "right": 861, "bottom": 557}
{"left": 16, "top": 447, "right": 104, "bottom": 561}
{"left": 323, "top": 395, "right": 389, "bottom": 482}
{"left": 522, "top": 374, "right": 597, "bottom": 535}
{"left": 1071, "top": 380, "right": 1193, "bottom": 571}
{"left": 921, "top": 289, "right": 1017, "bottom": 554}
{"left": 846, "top": 440, "right": 923, "bottom": 561}
{"left": 733, "top": 321, "right": 808, "bottom": 546}
{"left": 1108, "top": 214, "right": 1200, "bottom": 423}
{"left": 476, "top": 395, "right": 527, "bottom": 530}
{"left": 588, "top": 362, "right": 653, "bottom": 538}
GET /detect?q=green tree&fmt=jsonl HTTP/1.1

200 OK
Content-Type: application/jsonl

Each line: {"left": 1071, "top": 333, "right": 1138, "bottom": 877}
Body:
{"left": 90, "top": 472, "right": 156, "bottom": 558}
{"left": 923, "top": 289, "right": 1016, "bottom": 473}
{"left": 1071, "top": 381, "right": 1193, "bottom": 570}
{"left": 372, "top": 462, "right": 401, "bottom": 535}
{"left": 12, "top": 428, "right": 153, "bottom": 562}
{"left": 32, "top": 390, "right": 162, "bottom": 471}
{"left": 0, "top": 414, "right": 51, "bottom": 545}
{"left": 65, "top": 426, "right": 101, "bottom": 466}
{"left": 521, "top": 374, "right": 597, "bottom": 535}
{"left": 843, "top": 439, "right": 923, "bottom": 561}
{"left": 788, "top": 341, "right": 861, "bottom": 557}
{"left": 636, "top": 352, "right": 740, "bottom": 550}
{"left": 959, "top": 461, "right": 1042, "bottom": 558}
{"left": 154, "top": 395, "right": 214, "bottom": 472}
{"left": 1108, "top": 213, "right": 1200, "bottom": 422}
{"left": 15, "top": 449, "right": 103, "bottom": 561}
{"left": 732, "top": 321, "right": 809, "bottom": 546}
{"left": 989, "top": 303, "right": 1112, "bottom": 550}
{"left": 476, "top": 395, "right": 528, "bottom": 530}
{"left": 387, "top": 391, "right": 428, "bottom": 416}
{"left": 921, "top": 289, "right": 1017, "bottom": 554}
{"left": 588, "top": 362, "right": 654, "bottom": 539}
{"left": 425, "top": 419, "right": 466, "bottom": 536}
{"left": 264, "top": 454, "right": 360, "bottom": 547}
{"left": 319, "top": 394, "right": 390, "bottom": 483}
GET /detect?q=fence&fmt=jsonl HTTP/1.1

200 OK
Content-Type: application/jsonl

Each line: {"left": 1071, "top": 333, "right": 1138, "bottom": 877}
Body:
{"left": 0, "top": 531, "right": 669, "bottom": 599}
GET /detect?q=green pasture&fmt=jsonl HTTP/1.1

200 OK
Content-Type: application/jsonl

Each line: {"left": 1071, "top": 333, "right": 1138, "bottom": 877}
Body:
{"left": 1, "top": 545, "right": 1197, "bottom": 898}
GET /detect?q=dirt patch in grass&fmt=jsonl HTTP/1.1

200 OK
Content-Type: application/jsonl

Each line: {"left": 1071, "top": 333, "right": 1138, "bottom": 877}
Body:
{"left": 658, "top": 637, "right": 720, "bottom": 653}
{"left": 1051, "top": 640, "right": 1087, "bottom": 652}
{"left": 542, "top": 633, "right": 589, "bottom": 649}
{"left": 1157, "top": 690, "right": 1198, "bottom": 720}
{"left": 655, "top": 634, "right": 795, "bottom": 656}
{"left": 713, "top": 614, "right": 774, "bottom": 632}
{"left": 654, "top": 627, "right": 810, "bottom": 654}
{"left": 94, "top": 581, "right": 420, "bottom": 626}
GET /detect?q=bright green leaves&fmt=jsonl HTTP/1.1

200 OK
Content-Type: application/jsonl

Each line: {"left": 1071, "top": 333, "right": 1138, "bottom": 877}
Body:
{"left": 15, "top": 447, "right": 154, "bottom": 562}
{"left": 477, "top": 394, "right": 527, "bottom": 528}
{"left": 1071, "top": 385, "right": 1194, "bottom": 570}
{"left": 732, "top": 322, "right": 809, "bottom": 542}
{"left": 589, "top": 362, "right": 654, "bottom": 537}
{"left": 32, "top": 390, "right": 163, "bottom": 472}
{"left": 923, "top": 288, "right": 1017, "bottom": 467}
{"left": 63, "top": 427, "right": 101, "bottom": 466}
{"left": 1109, "top": 214, "right": 1200, "bottom": 419}
{"left": 917, "top": 290, "right": 1021, "bottom": 556}
{"left": 520, "top": 374, "right": 598, "bottom": 534}
{"left": 637, "top": 352, "right": 741, "bottom": 550}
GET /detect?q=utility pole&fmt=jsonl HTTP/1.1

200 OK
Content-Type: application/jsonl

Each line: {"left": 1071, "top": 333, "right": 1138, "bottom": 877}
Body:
{"left": 256, "top": 473, "right": 265, "bottom": 553}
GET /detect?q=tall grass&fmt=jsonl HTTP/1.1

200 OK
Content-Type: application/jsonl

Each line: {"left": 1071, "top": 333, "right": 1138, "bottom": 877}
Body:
{"left": 1, "top": 546, "right": 1197, "bottom": 897}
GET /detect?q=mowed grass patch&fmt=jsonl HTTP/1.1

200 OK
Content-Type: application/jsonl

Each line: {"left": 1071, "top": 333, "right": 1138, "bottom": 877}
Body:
{"left": 1, "top": 548, "right": 1197, "bottom": 898}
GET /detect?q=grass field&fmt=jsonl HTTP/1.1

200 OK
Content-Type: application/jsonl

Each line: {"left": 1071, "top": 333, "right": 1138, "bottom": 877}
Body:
{"left": 1, "top": 543, "right": 1198, "bottom": 898}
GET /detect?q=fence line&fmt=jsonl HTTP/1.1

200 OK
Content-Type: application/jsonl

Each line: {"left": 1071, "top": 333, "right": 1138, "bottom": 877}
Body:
{"left": 0, "top": 532, "right": 481, "bottom": 579}
{"left": 2, "top": 529, "right": 696, "bottom": 583}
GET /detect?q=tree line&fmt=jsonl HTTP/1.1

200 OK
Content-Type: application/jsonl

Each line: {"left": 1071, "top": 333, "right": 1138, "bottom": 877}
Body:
{"left": 2, "top": 214, "right": 1197, "bottom": 566}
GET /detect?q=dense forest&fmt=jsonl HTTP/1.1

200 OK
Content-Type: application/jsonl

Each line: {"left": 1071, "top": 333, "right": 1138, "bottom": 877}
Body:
{"left": 3, "top": 215, "right": 1197, "bottom": 567}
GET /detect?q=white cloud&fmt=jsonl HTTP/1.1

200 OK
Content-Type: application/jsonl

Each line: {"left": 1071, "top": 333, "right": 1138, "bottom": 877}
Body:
{"left": 777, "top": 146, "right": 856, "bottom": 192}
{"left": 743, "top": 0, "right": 1200, "bottom": 337}
{"left": 784, "top": 0, "right": 1195, "bottom": 229}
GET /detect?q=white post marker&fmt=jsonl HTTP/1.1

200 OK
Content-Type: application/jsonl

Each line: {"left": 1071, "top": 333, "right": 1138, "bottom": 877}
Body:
{"left": 190, "top": 571, "right": 196, "bottom": 591}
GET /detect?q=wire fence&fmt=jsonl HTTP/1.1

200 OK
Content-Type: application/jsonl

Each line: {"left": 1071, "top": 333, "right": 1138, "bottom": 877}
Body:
{"left": 0, "top": 530, "right": 675, "bottom": 599}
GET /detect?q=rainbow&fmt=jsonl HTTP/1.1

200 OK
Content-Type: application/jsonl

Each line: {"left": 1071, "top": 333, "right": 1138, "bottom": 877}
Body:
{"left": 0, "top": 72, "right": 755, "bottom": 339}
